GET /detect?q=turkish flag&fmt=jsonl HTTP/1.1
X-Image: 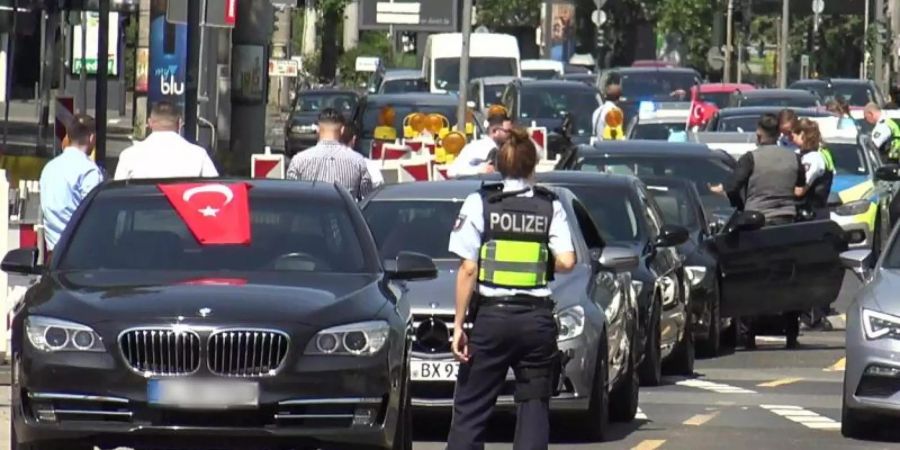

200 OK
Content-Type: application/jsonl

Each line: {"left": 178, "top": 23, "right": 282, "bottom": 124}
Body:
{"left": 158, "top": 182, "right": 252, "bottom": 246}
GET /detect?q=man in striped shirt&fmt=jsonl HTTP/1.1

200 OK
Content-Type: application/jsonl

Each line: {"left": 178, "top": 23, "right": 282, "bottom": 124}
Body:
{"left": 287, "top": 108, "right": 374, "bottom": 200}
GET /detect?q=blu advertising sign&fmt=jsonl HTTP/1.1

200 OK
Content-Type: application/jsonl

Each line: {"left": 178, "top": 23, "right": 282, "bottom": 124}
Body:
{"left": 149, "top": 0, "right": 187, "bottom": 105}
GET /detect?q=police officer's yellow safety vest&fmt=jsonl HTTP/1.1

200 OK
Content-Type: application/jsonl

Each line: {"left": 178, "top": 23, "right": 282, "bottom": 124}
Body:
{"left": 885, "top": 119, "right": 900, "bottom": 160}
{"left": 820, "top": 146, "right": 835, "bottom": 173}
{"left": 477, "top": 185, "right": 555, "bottom": 289}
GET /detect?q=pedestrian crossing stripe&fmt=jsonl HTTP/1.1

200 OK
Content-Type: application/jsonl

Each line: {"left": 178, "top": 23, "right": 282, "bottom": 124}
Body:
{"left": 676, "top": 379, "right": 757, "bottom": 394}
{"left": 760, "top": 404, "right": 841, "bottom": 431}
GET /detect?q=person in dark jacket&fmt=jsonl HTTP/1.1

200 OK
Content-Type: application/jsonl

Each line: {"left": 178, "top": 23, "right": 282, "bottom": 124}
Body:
{"left": 709, "top": 113, "right": 806, "bottom": 349}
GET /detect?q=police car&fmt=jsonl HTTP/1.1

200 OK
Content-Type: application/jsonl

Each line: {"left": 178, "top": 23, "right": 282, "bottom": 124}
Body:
{"left": 625, "top": 101, "right": 691, "bottom": 141}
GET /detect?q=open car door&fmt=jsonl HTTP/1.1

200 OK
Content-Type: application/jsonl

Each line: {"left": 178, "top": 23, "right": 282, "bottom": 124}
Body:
{"left": 710, "top": 213, "right": 848, "bottom": 318}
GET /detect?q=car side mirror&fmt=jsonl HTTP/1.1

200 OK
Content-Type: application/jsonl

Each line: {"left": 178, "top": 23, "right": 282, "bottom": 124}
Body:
{"left": 727, "top": 211, "right": 766, "bottom": 233}
{"left": 1, "top": 248, "right": 41, "bottom": 275}
{"left": 876, "top": 164, "right": 900, "bottom": 182}
{"left": 840, "top": 249, "right": 875, "bottom": 283}
{"left": 598, "top": 246, "right": 639, "bottom": 273}
{"left": 654, "top": 225, "right": 689, "bottom": 247}
{"left": 384, "top": 251, "right": 438, "bottom": 281}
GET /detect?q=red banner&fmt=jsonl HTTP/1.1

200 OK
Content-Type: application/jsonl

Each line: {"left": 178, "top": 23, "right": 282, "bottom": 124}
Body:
{"left": 158, "top": 182, "right": 252, "bottom": 245}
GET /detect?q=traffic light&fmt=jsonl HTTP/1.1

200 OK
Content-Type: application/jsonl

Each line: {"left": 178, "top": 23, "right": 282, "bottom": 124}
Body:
{"left": 400, "top": 32, "right": 416, "bottom": 53}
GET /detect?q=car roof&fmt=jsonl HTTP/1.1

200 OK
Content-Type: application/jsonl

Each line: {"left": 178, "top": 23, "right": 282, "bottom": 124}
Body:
{"left": 518, "top": 79, "right": 597, "bottom": 90}
{"left": 696, "top": 83, "right": 755, "bottom": 93}
{"left": 738, "top": 89, "right": 816, "bottom": 98}
{"left": 606, "top": 67, "right": 699, "bottom": 75}
{"left": 472, "top": 76, "right": 522, "bottom": 86}
{"left": 382, "top": 69, "right": 422, "bottom": 80}
{"left": 100, "top": 178, "right": 346, "bottom": 200}
{"left": 368, "top": 179, "right": 588, "bottom": 201}
{"left": 715, "top": 106, "right": 829, "bottom": 117}
{"left": 639, "top": 175, "right": 694, "bottom": 189}
{"left": 363, "top": 93, "right": 459, "bottom": 106}
{"left": 535, "top": 171, "right": 637, "bottom": 188}
{"left": 581, "top": 140, "right": 717, "bottom": 157}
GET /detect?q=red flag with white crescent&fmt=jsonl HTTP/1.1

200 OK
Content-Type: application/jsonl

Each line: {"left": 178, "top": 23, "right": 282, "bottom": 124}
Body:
{"left": 158, "top": 182, "right": 252, "bottom": 245}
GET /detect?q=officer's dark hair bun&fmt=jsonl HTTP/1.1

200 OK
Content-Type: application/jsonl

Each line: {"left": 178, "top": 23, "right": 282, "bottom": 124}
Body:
{"left": 497, "top": 127, "right": 538, "bottom": 179}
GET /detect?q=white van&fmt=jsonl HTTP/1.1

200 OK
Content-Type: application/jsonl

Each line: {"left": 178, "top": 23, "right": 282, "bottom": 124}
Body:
{"left": 422, "top": 33, "right": 521, "bottom": 94}
{"left": 520, "top": 59, "right": 564, "bottom": 80}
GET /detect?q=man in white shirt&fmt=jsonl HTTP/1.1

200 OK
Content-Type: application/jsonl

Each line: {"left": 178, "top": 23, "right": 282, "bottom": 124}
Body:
{"left": 447, "top": 114, "right": 512, "bottom": 178}
{"left": 591, "top": 84, "right": 622, "bottom": 138}
{"left": 114, "top": 101, "right": 218, "bottom": 180}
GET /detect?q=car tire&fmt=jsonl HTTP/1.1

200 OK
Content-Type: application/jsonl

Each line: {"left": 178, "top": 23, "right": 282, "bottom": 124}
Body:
{"left": 841, "top": 396, "right": 876, "bottom": 440}
{"left": 638, "top": 299, "right": 662, "bottom": 386}
{"left": 664, "top": 316, "right": 695, "bottom": 376}
{"left": 609, "top": 324, "right": 640, "bottom": 422}
{"left": 575, "top": 340, "right": 610, "bottom": 441}
{"left": 697, "top": 290, "right": 721, "bottom": 358}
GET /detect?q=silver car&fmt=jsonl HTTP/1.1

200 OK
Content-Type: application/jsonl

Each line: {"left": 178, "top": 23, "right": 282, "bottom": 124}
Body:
{"left": 841, "top": 242, "right": 900, "bottom": 438}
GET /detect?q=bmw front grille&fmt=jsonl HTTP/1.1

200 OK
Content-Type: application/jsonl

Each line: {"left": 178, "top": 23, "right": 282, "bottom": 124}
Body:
{"left": 208, "top": 329, "right": 290, "bottom": 377}
{"left": 118, "top": 328, "right": 289, "bottom": 377}
{"left": 119, "top": 329, "right": 202, "bottom": 375}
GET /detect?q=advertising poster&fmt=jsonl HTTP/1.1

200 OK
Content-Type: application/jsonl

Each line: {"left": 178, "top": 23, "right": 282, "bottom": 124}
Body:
{"left": 149, "top": 0, "right": 187, "bottom": 105}
{"left": 135, "top": 47, "right": 149, "bottom": 93}
{"left": 550, "top": 2, "right": 575, "bottom": 63}
{"left": 232, "top": 45, "right": 265, "bottom": 103}
{"left": 71, "top": 12, "right": 120, "bottom": 75}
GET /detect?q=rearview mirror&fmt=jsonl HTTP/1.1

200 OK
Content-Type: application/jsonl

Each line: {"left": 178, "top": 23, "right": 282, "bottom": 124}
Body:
{"left": 876, "top": 164, "right": 900, "bottom": 182}
{"left": 727, "top": 211, "right": 766, "bottom": 233}
{"left": 384, "top": 251, "right": 438, "bottom": 281}
{"left": 655, "top": 225, "right": 689, "bottom": 247}
{"left": 840, "top": 249, "right": 875, "bottom": 283}
{"left": 1, "top": 248, "right": 41, "bottom": 275}
{"left": 598, "top": 246, "right": 639, "bottom": 273}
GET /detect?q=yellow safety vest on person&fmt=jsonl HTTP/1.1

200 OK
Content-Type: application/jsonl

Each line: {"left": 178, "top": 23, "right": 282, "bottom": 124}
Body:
{"left": 886, "top": 118, "right": 900, "bottom": 161}
{"left": 477, "top": 184, "right": 555, "bottom": 288}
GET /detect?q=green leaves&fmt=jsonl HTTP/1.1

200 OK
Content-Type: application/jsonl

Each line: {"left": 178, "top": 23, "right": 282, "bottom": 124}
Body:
{"left": 476, "top": 0, "right": 541, "bottom": 28}
{"left": 655, "top": 0, "right": 714, "bottom": 71}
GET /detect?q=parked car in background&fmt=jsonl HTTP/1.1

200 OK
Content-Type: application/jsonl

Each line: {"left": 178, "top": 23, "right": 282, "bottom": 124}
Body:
{"left": 377, "top": 69, "right": 428, "bottom": 94}
{"left": 285, "top": 89, "right": 360, "bottom": 157}
{"left": 521, "top": 59, "right": 565, "bottom": 80}
{"left": 789, "top": 78, "right": 885, "bottom": 108}
{"left": 693, "top": 83, "right": 756, "bottom": 109}
{"left": 468, "top": 76, "right": 521, "bottom": 116}
{"left": 728, "top": 89, "right": 820, "bottom": 109}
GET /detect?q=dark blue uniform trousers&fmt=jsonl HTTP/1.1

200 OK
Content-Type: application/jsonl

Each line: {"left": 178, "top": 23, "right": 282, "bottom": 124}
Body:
{"left": 446, "top": 303, "right": 558, "bottom": 450}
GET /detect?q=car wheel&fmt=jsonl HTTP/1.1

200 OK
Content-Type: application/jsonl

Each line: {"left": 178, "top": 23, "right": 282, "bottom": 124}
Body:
{"left": 638, "top": 300, "right": 662, "bottom": 386}
{"left": 575, "top": 340, "right": 610, "bottom": 441}
{"left": 841, "top": 396, "right": 876, "bottom": 440}
{"left": 664, "top": 316, "right": 695, "bottom": 376}
{"left": 609, "top": 325, "right": 640, "bottom": 422}
{"left": 697, "top": 290, "right": 721, "bottom": 358}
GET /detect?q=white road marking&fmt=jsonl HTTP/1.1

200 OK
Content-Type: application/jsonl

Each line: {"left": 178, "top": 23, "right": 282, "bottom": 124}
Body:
{"left": 760, "top": 404, "right": 841, "bottom": 431}
{"left": 636, "top": 407, "right": 648, "bottom": 420}
{"left": 676, "top": 379, "right": 757, "bottom": 394}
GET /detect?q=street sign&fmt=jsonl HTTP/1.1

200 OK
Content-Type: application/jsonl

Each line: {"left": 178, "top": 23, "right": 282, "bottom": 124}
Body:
{"left": 167, "top": 0, "right": 237, "bottom": 28}
{"left": 268, "top": 59, "right": 299, "bottom": 77}
{"left": 355, "top": 56, "right": 381, "bottom": 72}
{"left": 251, "top": 153, "right": 285, "bottom": 179}
{"left": 359, "top": 0, "right": 458, "bottom": 32}
{"left": 812, "top": 0, "right": 824, "bottom": 14}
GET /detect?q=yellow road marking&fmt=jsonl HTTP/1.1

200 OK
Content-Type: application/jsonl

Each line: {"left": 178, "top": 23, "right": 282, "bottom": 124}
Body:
{"left": 683, "top": 410, "right": 720, "bottom": 426}
{"left": 757, "top": 377, "right": 804, "bottom": 388}
{"left": 632, "top": 440, "right": 666, "bottom": 450}
{"left": 825, "top": 357, "right": 846, "bottom": 372}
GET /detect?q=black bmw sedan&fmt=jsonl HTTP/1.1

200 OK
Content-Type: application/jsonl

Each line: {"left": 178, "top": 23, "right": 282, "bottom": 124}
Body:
{"left": 3, "top": 179, "right": 434, "bottom": 450}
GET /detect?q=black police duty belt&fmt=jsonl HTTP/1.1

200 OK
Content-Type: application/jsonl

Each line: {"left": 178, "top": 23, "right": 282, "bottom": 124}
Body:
{"left": 478, "top": 294, "right": 555, "bottom": 310}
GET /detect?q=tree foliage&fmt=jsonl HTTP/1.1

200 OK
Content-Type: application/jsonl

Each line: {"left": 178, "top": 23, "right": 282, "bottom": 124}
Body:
{"left": 653, "top": 0, "right": 714, "bottom": 72}
{"left": 476, "top": 0, "right": 541, "bottom": 28}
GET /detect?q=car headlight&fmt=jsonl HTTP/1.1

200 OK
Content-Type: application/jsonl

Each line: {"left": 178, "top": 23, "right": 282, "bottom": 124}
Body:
{"left": 835, "top": 199, "right": 872, "bottom": 216}
{"left": 556, "top": 306, "right": 585, "bottom": 342}
{"left": 685, "top": 266, "right": 707, "bottom": 288}
{"left": 25, "top": 316, "right": 105, "bottom": 353}
{"left": 290, "top": 124, "right": 317, "bottom": 135}
{"left": 305, "top": 321, "right": 390, "bottom": 356}
{"left": 862, "top": 309, "right": 900, "bottom": 340}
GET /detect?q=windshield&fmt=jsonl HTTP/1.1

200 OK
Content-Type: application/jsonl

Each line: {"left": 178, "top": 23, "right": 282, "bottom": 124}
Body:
{"left": 483, "top": 85, "right": 506, "bottom": 107}
{"left": 61, "top": 193, "right": 373, "bottom": 273}
{"left": 519, "top": 87, "right": 600, "bottom": 136}
{"left": 698, "top": 92, "right": 733, "bottom": 109}
{"left": 631, "top": 122, "right": 687, "bottom": 140}
{"left": 828, "top": 143, "right": 870, "bottom": 176}
{"left": 607, "top": 71, "right": 698, "bottom": 99}
{"left": 380, "top": 78, "right": 426, "bottom": 94}
{"left": 644, "top": 184, "right": 700, "bottom": 230}
{"left": 738, "top": 96, "right": 818, "bottom": 108}
{"left": 563, "top": 186, "right": 640, "bottom": 243}
{"left": 360, "top": 103, "right": 458, "bottom": 139}
{"left": 434, "top": 57, "right": 518, "bottom": 91}
{"left": 830, "top": 84, "right": 874, "bottom": 107}
{"left": 363, "top": 200, "right": 462, "bottom": 260}
{"left": 522, "top": 69, "right": 559, "bottom": 80}
{"left": 295, "top": 93, "right": 357, "bottom": 114}
{"left": 715, "top": 115, "right": 761, "bottom": 132}
{"left": 576, "top": 155, "right": 734, "bottom": 216}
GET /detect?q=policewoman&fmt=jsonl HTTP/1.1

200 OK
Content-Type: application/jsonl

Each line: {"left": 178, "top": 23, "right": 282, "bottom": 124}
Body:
{"left": 446, "top": 128, "right": 576, "bottom": 449}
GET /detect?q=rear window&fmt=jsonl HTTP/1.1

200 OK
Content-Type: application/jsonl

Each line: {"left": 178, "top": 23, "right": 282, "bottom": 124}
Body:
{"left": 360, "top": 103, "right": 458, "bottom": 139}
{"left": 295, "top": 93, "right": 358, "bottom": 113}
{"left": 644, "top": 184, "right": 700, "bottom": 230}
{"left": 630, "top": 122, "right": 687, "bottom": 140}
{"left": 61, "top": 192, "right": 373, "bottom": 274}
{"left": 380, "top": 78, "right": 427, "bottom": 94}
{"left": 363, "top": 200, "right": 462, "bottom": 260}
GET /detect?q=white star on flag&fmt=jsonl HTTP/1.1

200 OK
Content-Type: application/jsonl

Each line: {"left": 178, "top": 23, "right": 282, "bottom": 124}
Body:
{"left": 198, "top": 206, "right": 219, "bottom": 217}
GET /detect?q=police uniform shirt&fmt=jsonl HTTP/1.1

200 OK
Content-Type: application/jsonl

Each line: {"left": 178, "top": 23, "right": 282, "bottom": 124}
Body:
{"left": 872, "top": 117, "right": 893, "bottom": 149}
{"left": 800, "top": 150, "right": 827, "bottom": 188}
{"left": 448, "top": 179, "right": 575, "bottom": 298}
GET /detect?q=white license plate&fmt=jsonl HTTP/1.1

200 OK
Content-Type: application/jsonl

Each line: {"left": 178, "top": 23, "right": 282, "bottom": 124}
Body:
{"left": 410, "top": 360, "right": 459, "bottom": 381}
{"left": 148, "top": 379, "right": 259, "bottom": 409}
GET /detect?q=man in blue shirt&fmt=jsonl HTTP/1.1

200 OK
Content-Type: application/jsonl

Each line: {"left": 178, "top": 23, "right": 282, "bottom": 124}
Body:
{"left": 40, "top": 114, "right": 103, "bottom": 253}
